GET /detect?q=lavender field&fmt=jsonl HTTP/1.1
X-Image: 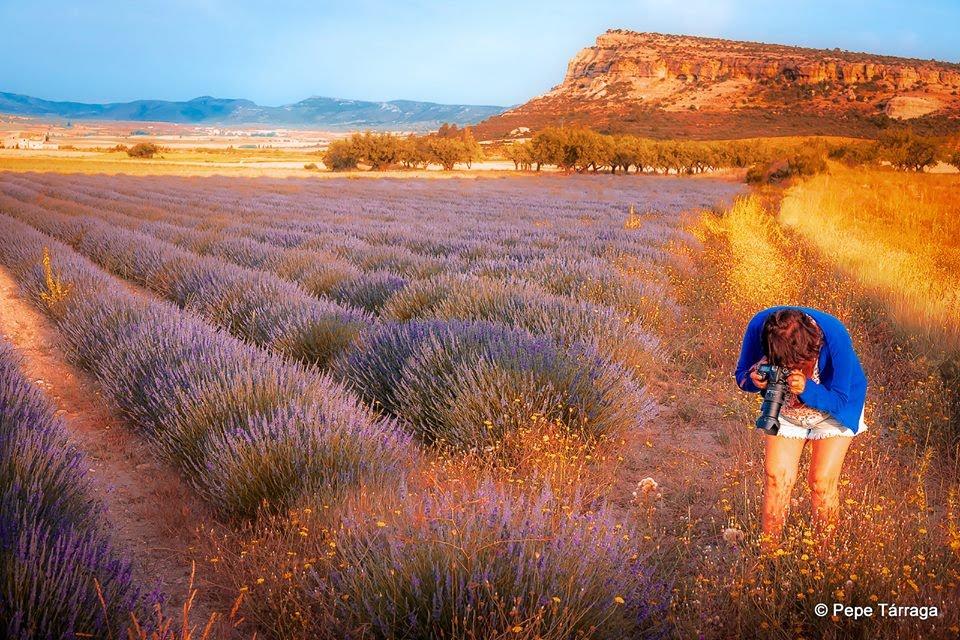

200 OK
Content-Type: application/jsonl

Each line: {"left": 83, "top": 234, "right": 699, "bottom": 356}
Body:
{"left": 0, "top": 172, "right": 744, "bottom": 638}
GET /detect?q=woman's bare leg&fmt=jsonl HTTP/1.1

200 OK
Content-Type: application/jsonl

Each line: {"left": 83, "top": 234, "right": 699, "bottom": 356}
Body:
{"left": 761, "top": 434, "right": 805, "bottom": 549}
{"left": 808, "top": 436, "right": 853, "bottom": 536}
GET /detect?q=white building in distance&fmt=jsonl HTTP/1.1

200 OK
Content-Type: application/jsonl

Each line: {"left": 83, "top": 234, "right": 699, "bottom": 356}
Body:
{"left": 2, "top": 133, "right": 59, "bottom": 150}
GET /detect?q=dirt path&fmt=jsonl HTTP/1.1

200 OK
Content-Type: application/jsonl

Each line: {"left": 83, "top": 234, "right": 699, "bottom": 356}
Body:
{"left": 611, "top": 249, "right": 727, "bottom": 493}
{"left": 0, "top": 266, "right": 221, "bottom": 627}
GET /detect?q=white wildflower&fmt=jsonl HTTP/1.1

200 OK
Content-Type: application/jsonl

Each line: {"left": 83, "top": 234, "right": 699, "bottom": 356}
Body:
{"left": 722, "top": 527, "right": 745, "bottom": 546}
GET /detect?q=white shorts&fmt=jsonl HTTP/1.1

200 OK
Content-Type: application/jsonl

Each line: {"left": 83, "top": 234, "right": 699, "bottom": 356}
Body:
{"left": 775, "top": 410, "right": 867, "bottom": 440}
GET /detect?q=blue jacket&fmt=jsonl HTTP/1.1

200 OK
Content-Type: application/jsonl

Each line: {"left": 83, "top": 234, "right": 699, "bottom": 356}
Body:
{"left": 734, "top": 306, "right": 867, "bottom": 433}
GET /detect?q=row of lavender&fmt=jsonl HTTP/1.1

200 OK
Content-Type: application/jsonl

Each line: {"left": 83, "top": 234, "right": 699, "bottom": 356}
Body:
{"left": 0, "top": 340, "right": 144, "bottom": 637}
{"left": 0, "top": 190, "right": 372, "bottom": 369}
{"left": 9, "top": 175, "right": 704, "bottom": 322}
{"left": 0, "top": 187, "right": 658, "bottom": 450}
{"left": 1, "top": 173, "right": 675, "bottom": 322}
{"left": 0, "top": 206, "right": 667, "bottom": 638}
{"left": 0, "top": 172, "right": 701, "bottom": 307}
{"left": 8, "top": 178, "right": 656, "bottom": 347}
{"left": 5, "top": 171, "right": 709, "bottom": 238}
{"left": 0, "top": 214, "right": 410, "bottom": 519}
{"left": 0, "top": 175, "right": 683, "bottom": 374}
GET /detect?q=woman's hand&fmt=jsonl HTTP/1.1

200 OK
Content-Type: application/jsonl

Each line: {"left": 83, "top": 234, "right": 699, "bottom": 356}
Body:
{"left": 747, "top": 357, "right": 769, "bottom": 390}
{"left": 787, "top": 371, "right": 807, "bottom": 395}
{"left": 749, "top": 369, "right": 768, "bottom": 390}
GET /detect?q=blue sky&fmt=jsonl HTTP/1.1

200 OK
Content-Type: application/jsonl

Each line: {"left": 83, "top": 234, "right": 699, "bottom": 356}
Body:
{"left": 2, "top": 1, "right": 958, "bottom": 106}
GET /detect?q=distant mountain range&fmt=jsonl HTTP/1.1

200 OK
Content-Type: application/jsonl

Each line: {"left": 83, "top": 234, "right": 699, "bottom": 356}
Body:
{"left": 0, "top": 92, "right": 505, "bottom": 130}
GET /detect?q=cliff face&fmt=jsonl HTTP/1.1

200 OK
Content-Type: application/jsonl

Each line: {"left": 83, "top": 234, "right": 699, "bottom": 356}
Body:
{"left": 476, "top": 31, "right": 960, "bottom": 139}
{"left": 561, "top": 31, "right": 960, "bottom": 94}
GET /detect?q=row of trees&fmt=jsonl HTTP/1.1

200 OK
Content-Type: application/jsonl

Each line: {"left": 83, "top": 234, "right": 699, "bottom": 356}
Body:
{"left": 502, "top": 126, "right": 960, "bottom": 177}
{"left": 323, "top": 126, "right": 483, "bottom": 171}
{"left": 873, "top": 129, "right": 956, "bottom": 172}
{"left": 502, "top": 127, "right": 789, "bottom": 174}
{"left": 319, "top": 122, "right": 959, "bottom": 176}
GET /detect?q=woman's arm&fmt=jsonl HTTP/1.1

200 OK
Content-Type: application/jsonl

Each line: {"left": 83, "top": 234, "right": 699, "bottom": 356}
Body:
{"left": 734, "top": 312, "right": 766, "bottom": 393}
{"left": 798, "top": 322, "right": 855, "bottom": 414}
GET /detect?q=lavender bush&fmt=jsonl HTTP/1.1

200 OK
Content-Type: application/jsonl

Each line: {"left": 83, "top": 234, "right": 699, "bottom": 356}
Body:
{"left": 273, "top": 249, "right": 362, "bottom": 297}
{"left": 331, "top": 269, "right": 408, "bottom": 314}
{"left": 0, "top": 197, "right": 371, "bottom": 369}
{"left": 381, "top": 273, "right": 662, "bottom": 366}
{"left": 310, "top": 482, "right": 668, "bottom": 639}
{"left": 336, "top": 319, "right": 654, "bottom": 449}
{"left": 0, "top": 215, "right": 413, "bottom": 519}
{"left": 0, "top": 342, "right": 145, "bottom": 638}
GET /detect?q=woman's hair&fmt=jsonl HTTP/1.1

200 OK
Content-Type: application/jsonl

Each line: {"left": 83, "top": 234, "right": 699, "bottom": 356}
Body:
{"left": 761, "top": 308, "right": 823, "bottom": 367}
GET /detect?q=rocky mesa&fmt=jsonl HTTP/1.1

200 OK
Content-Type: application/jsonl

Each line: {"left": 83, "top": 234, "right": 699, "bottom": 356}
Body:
{"left": 476, "top": 30, "right": 960, "bottom": 139}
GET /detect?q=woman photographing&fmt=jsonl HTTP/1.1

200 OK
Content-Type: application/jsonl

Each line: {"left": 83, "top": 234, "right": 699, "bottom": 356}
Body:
{"left": 734, "top": 307, "right": 868, "bottom": 548}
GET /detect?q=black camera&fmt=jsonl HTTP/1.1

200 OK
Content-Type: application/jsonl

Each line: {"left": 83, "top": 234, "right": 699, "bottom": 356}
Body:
{"left": 755, "top": 363, "right": 790, "bottom": 435}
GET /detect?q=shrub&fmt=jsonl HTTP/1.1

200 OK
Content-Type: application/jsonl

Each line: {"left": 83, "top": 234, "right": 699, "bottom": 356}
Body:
{"left": 347, "top": 243, "right": 442, "bottom": 278}
{"left": 0, "top": 351, "right": 97, "bottom": 532}
{"left": 745, "top": 144, "right": 827, "bottom": 184}
{"left": 0, "top": 342, "right": 145, "bottom": 638}
{"left": 380, "top": 273, "right": 662, "bottom": 371}
{"left": 828, "top": 141, "right": 878, "bottom": 166}
{"left": 786, "top": 144, "right": 828, "bottom": 177}
{"left": 322, "top": 139, "right": 359, "bottom": 171}
{"left": 274, "top": 250, "right": 363, "bottom": 297}
{"left": 745, "top": 164, "right": 767, "bottom": 184}
{"left": 307, "top": 482, "right": 667, "bottom": 639}
{"left": 515, "top": 254, "right": 662, "bottom": 309}
{"left": 202, "top": 236, "right": 277, "bottom": 270}
{"left": 948, "top": 150, "right": 960, "bottom": 171}
{"left": 331, "top": 320, "right": 444, "bottom": 416}
{"left": 269, "top": 301, "right": 372, "bottom": 369}
{"left": 200, "top": 398, "right": 399, "bottom": 517}
{"left": 126, "top": 142, "right": 159, "bottom": 158}
{"left": 2, "top": 522, "right": 144, "bottom": 639}
{"left": 331, "top": 270, "right": 408, "bottom": 314}
{"left": 336, "top": 320, "right": 651, "bottom": 450}
{"left": 876, "top": 129, "right": 939, "bottom": 171}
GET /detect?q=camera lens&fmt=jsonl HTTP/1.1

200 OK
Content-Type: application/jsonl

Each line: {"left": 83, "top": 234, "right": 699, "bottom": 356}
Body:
{"left": 756, "top": 367, "right": 788, "bottom": 434}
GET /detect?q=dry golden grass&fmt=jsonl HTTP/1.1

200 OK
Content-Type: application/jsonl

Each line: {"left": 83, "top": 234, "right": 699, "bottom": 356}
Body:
{"left": 659, "top": 189, "right": 959, "bottom": 638}
{"left": 0, "top": 152, "right": 301, "bottom": 177}
{"left": 779, "top": 166, "right": 960, "bottom": 350}
{"left": 694, "top": 195, "right": 800, "bottom": 310}
{"left": 0, "top": 149, "right": 521, "bottom": 178}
